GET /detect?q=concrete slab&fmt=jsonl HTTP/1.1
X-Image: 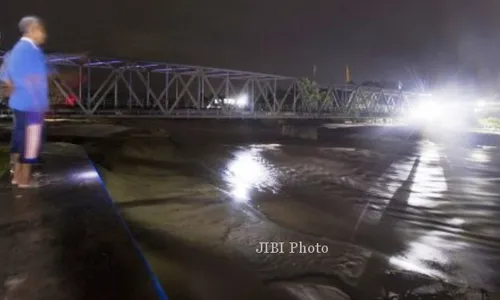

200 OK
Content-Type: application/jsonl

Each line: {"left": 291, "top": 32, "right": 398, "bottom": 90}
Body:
{"left": 0, "top": 143, "right": 167, "bottom": 300}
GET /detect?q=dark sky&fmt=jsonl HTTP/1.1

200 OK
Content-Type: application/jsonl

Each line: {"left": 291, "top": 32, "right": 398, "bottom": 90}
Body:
{"left": 2, "top": 1, "right": 500, "bottom": 89}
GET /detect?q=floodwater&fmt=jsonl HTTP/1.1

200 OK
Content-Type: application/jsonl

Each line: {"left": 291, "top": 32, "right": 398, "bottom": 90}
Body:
{"left": 96, "top": 133, "right": 500, "bottom": 300}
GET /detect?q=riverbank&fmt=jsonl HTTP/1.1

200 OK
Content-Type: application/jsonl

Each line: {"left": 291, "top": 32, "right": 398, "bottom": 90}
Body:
{"left": 1, "top": 120, "right": 499, "bottom": 299}
{"left": 95, "top": 130, "right": 500, "bottom": 299}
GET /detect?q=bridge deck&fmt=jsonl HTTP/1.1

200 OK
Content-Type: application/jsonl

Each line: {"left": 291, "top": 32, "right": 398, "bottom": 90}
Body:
{"left": 0, "top": 143, "right": 167, "bottom": 300}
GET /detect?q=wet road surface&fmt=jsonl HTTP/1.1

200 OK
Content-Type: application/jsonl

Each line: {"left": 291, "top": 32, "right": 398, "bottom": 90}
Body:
{"left": 99, "top": 137, "right": 500, "bottom": 299}
{"left": 0, "top": 143, "right": 164, "bottom": 300}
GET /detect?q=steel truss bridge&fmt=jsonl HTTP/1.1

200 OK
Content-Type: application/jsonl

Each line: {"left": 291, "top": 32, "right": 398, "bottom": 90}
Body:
{"left": 0, "top": 50, "right": 423, "bottom": 119}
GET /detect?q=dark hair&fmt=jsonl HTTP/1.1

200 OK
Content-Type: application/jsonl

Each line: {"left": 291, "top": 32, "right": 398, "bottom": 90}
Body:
{"left": 18, "top": 16, "right": 43, "bottom": 34}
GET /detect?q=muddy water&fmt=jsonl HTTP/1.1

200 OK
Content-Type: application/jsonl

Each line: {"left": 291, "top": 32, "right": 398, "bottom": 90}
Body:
{"left": 92, "top": 133, "right": 500, "bottom": 300}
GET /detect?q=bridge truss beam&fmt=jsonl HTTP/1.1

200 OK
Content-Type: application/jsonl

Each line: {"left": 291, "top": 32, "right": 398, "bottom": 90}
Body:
{"left": 0, "top": 51, "right": 421, "bottom": 118}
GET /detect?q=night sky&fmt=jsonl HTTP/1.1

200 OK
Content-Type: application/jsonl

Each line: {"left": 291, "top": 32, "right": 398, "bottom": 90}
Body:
{"left": 2, "top": 1, "right": 500, "bottom": 89}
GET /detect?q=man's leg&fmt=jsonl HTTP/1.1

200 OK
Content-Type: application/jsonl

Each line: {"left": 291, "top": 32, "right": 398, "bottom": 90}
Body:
{"left": 36, "top": 114, "right": 46, "bottom": 167}
{"left": 17, "top": 111, "right": 44, "bottom": 188}
{"left": 11, "top": 110, "right": 25, "bottom": 184}
{"left": 9, "top": 110, "right": 20, "bottom": 175}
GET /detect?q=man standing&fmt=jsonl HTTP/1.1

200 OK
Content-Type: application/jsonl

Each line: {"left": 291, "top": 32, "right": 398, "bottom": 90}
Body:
{"left": 5, "top": 16, "right": 49, "bottom": 188}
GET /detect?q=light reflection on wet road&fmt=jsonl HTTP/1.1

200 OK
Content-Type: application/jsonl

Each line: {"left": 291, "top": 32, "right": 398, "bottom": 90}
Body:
{"left": 107, "top": 139, "right": 500, "bottom": 299}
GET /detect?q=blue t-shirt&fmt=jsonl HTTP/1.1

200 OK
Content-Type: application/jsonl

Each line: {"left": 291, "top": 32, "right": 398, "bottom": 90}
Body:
{"left": 5, "top": 38, "right": 49, "bottom": 112}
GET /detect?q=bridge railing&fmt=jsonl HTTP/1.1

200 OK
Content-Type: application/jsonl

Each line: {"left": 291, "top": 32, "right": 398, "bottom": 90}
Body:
{"left": 0, "top": 51, "right": 423, "bottom": 118}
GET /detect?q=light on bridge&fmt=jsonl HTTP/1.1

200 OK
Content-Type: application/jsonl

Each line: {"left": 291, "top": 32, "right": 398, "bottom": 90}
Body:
{"left": 207, "top": 93, "right": 248, "bottom": 109}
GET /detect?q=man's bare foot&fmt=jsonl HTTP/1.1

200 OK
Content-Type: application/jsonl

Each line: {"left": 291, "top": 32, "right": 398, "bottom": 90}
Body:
{"left": 17, "top": 179, "right": 47, "bottom": 189}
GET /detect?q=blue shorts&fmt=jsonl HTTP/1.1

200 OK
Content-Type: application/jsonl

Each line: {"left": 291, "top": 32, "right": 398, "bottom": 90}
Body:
{"left": 10, "top": 110, "right": 45, "bottom": 164}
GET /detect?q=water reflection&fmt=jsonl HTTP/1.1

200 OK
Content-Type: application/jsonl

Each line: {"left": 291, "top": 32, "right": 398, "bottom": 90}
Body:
{"left": 447, "top": 217, "right": 465, "bottom": 226}
{"left": 388, "top": 143, "right": 452, "bottom": 279}
{"left": 106, "top": 137, "right": 500, "bottom": 295}
{"left": 389, "top": 231, "right": 454, "bottom": 280}
{"left": 467, "top": 148, "right": 491, "bottom": 163}
{"left": 223, "top": 146, "right": 280, "bottom": 202}
{"left": 407, "top": 144, "right": 447, "bottom": 208}
{"left": 72, "top": 170, "right": 100, "bottom": 180}
{"left": 385, "top": 143, "right": 500, "bottom": 290}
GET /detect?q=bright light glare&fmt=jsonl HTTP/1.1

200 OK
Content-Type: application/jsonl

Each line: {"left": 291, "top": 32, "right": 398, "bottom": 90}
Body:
{"left": 474, "top": 99, "right": 487, "bottom": 113}
{"left": 409, "top": 100, "right": 442, "bottom": 122}
{"left": 408, "top": 96, "right": 468, "bottom": 130}
{"left": 235, "top": 94, "right": 248, "bottom": 107}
